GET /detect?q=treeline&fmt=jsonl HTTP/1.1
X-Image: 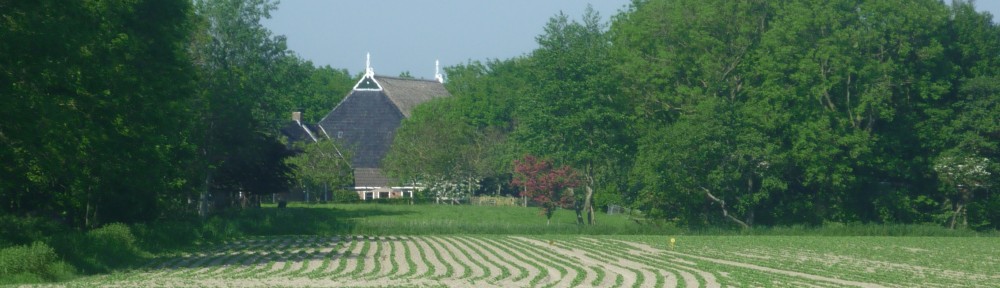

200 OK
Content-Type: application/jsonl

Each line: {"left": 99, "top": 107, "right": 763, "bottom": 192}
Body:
{"left": 385, "top": 0, "right": 1000, "bottom": 230}
{"left": 0, "top": 0, "right": 354, "bottom": 229}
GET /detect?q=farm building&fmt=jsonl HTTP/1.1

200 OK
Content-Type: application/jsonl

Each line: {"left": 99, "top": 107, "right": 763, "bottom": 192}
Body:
{"left": 306, "top": 55, "right": 450, "bottom": 199}
{"left": 279, "top": 111, "right": 342, "bottom": 202}
{"left": 280, "top": 111, "right": 319, "bottom": 143}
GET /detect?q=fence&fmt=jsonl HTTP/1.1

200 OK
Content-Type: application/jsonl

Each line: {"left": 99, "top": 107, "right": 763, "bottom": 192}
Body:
{"left": 469, "top": 196, "right": 523, "bottom": 207}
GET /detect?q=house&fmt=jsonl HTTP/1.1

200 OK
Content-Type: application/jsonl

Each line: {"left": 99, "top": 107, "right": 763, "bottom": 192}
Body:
{"left": 314, "top": 54, "right": 451, "bottom": 199}
{"left": 280, "top": 111, "right": 319, "bottom": 144}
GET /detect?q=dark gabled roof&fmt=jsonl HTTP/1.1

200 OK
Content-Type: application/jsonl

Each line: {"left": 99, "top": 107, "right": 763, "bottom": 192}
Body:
{"left": 280, "top": 120, "right": 317, "bottom": 143}
{"left": 317, "top": 90, "right": 403, "bottom": 168}
{"left": 355, "top": 168, "right": 390, "bottom": 188}
{"left": 374, "top": 76, "right": 451, "bottom": 118}
{"left": 314, "top": 73, "right": 451, "bottom": 190}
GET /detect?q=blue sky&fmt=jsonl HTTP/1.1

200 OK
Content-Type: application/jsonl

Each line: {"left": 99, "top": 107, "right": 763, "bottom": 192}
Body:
{"left": 263, "top": 0, "right": 1000, "bottom": 80}
{"left": 263, "top": 0, "right": 628, "bottom": 79}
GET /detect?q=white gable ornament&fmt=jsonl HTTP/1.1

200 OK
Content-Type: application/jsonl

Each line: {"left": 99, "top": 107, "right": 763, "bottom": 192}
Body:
{"left": 353, "top": 52, "right": 383, "bottom": 91}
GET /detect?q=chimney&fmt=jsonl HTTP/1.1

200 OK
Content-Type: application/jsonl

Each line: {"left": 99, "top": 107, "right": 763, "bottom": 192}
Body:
{"left": 292, "top": 111, "right": 302, "bottom": 123}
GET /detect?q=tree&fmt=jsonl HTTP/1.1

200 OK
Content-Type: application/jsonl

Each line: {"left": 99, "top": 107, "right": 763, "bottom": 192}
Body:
{"left": 191, "top": 0, "right": 304, "bottom": 213}
{"left": 615, "top": 0, "right": 779, "bottom": 226}
{"left": 0, "top": 0, "right": 199, "bottom": 226}
{"left": 286, "top": 138, "right": 353, "bottom": 202}
{"left": 512, "top": 155, "right": 581, "bottom": 225}
{"left": 442, "top": 59, "right": 532, "bottom": 197}
{"left": 515, "top": 7, "right": 634, "bottom": 225}
{"left": 928, "top": 76, "right": 1000, "bottom": 229}
{"left": 383, "top": 97, "right": 481, "bottom": 203}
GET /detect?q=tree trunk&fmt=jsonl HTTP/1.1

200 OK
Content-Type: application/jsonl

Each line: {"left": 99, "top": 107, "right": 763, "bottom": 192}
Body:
{"left": 85, "top": 199, "right": 91, "bottom": 229}
{"left": 199, "top": 172, "right": 212, "bottom": 217}
{"left": 949, "top": 203, "right": 964, "bottom": 230}
{"left": 581, "top": 172, "right": 595, "bottom": 225}
{"left": 570, "top": 188, "right": 584, "bottom": 225}
{"left": 950, "top": 190, "right": 970, "bottom": 230}
{"left": 584, "top": 184, "right": 595, "bottom": 225}
{"left": 702, "top": 187, "right": 750, "bottom": 229}
{"left": 575, "top": 203, "right": 584, "bottom": 225}
{"left": 746, "top": 177, "right": 755, "bottom": 226}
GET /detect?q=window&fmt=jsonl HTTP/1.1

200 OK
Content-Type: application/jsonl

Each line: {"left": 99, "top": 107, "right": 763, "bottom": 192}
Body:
{"left": 379, "top": 192, "right": 389, "bottom": 199}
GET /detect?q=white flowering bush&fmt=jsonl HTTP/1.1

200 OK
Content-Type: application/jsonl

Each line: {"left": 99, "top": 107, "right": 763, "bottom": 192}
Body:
{"left": 933, "top": 152, "right": 993, "bottom": 228}
{"left": 933, "top": 155, "right": 991, "bottom": 190}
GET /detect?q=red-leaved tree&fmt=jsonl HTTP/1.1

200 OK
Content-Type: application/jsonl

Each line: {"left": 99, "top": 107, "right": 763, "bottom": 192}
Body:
{"left": 512, "top": 155, "right": 581, "bottom": 225}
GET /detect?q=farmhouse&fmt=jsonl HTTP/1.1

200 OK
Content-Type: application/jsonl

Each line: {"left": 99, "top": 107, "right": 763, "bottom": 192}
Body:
{"left": 281, "top": 111, "right": 319, "bottom": 143}
{"left": 311, "top": 55, "right": 451, "bottom": 199}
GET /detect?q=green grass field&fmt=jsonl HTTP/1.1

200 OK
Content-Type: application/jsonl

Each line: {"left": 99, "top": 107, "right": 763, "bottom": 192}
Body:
{"left": 15, "top": 203, "right": 1000, "bottom": 287}
{"left": 277, "top": 202, "right": 673, "bottom": 235}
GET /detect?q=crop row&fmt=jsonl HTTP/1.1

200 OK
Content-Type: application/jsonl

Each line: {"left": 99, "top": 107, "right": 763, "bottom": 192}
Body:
{"left": 70, "top": 235, "right": 905, "bottom": 287}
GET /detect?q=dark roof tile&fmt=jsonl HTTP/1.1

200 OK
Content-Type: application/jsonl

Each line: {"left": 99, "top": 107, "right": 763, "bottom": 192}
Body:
{"left": 355, "top": 168, "right": 390, "bottom": 188}
{"left": 280, "top": 120, "right": 317, "bottom": 143}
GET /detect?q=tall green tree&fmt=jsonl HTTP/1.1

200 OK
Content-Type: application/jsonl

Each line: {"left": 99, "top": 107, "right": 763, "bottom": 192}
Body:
{"left": 191, "top": 0, "right": 304, "bottom": 212}
{"left": 752, "top": 0, "right": 954, "bottom": 223}
{"left": 384, "top": 98, "right": 485, "bottom": 202}
{"left": 615, "top": 0, "right": 777, "bottom": 226}
{"left": 442, "top": 59, "right": 530, "bottom": 195}
{"left": 0, "top": 0, "right": 199, "bottom": 226}
{"left": 928, "top": 0, "right": 1000, "bottom": 230}
{"left": 515, "top": 7, "right": 634, "bottom": 224}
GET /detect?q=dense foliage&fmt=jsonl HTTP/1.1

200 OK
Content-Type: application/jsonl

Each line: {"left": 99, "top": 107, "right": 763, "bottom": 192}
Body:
{"left": 388, "top": 0, "right": 1000, "bottom": 230}
{"left": 284, "top": 138, "right": 353, "bottom": 202}
{"left": 0, "top": 0, "right": 351, "bottom": 227}
{"left": 2, "top": 3, "right": 998, "bottom": 278}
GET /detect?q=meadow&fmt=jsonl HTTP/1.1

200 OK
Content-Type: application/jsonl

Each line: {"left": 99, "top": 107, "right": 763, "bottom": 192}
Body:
{"left": 11, "top": 203, "right": 999, "bottom": 287}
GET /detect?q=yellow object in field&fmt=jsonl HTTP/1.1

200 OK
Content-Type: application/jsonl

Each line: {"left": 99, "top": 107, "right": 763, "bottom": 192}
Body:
{"left": 669, "top": 237, "right": 676, "bottom": 250}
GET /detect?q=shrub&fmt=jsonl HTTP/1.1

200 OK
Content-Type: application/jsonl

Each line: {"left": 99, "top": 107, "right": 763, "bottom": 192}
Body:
{"left": 0, "top": 215, "right": 64, "bottom": 248}
{"left": 130, "top": 221, "right": 200, "bottom": 253}
{"left": 199, "top": 216, "right": 243, "bottom": 242}
{"left": 86, "top": 223, "right": 143, "bottom": 263}
{"left": 332, "top": 189, "right": 362, "bottom": 203}
{"left": 0, "top": 241, "right": 75, "bottom": 284}
{"left": 412, "top": 189, "right": 436, "bottom": 204}
{"left": 53, "top": 223, "right": 149, "bottom": 273}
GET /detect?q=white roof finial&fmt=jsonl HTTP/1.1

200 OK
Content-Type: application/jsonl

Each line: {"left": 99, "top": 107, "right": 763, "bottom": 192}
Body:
{"left": 353, "top": 52, "right": 383, "bottom": 91}
{"left": 434, "top": 59, "right": 444, "bottom": 83}
{"left": 365, "top": 52, "right": 374, "bottom": 77}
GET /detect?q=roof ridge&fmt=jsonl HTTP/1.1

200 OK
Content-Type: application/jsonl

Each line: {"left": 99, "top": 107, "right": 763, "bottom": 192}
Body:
{"left": 374, "top": 75, "right": 442, "bottom": 83}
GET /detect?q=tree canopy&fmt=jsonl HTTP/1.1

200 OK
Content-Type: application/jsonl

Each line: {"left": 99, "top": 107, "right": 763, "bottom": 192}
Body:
{"left": 387, "top": 0, "right": 1000, "bottom": 230}
{"left": 2, "top": 0, "right": 999, "bottom": 231}
{"left": 0, "top": 0, "right": 354, "bottom": 227}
